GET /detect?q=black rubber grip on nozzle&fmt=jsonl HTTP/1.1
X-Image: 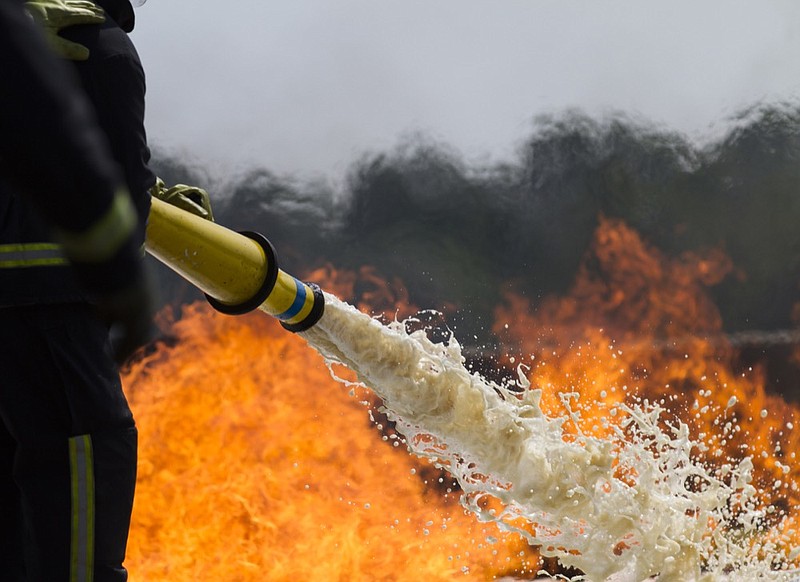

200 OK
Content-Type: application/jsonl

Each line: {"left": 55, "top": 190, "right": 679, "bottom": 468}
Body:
{"left": 280, "top": 283, "right": 325, "bottom": 333}
{"left": 205, "top": 231, "right": 279, "bottom": 316}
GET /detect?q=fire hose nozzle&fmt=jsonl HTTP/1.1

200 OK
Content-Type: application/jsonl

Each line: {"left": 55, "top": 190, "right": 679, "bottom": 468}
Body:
{"left": 145, "top": 197, "right": 324, "bottom": 332}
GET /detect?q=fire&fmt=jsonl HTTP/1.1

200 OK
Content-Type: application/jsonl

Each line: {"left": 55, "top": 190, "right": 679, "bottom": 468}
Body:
{"left": 121, "top": 303, "right": 534, "bottom": 581}
{"left": 494, "top": 217, "right": 800, "bottom": 563}
{"left": 122, "top": 215, "right": 799, "bottom": 579}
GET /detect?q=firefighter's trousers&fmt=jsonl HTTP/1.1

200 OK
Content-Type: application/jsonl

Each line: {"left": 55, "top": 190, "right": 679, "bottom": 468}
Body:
{"left": 0, "top": 303, "right": 137, "bottom": 582}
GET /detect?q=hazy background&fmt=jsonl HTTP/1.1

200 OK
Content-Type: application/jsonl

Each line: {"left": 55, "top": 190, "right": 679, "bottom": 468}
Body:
{"left": 131, "top": 2, "right": 800, "bottom": 393}
{"left": 131, "top": 0, "right": 800, "bottom": 181}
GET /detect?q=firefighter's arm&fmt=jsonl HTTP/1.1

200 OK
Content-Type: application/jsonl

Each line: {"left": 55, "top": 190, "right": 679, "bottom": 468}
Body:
{"left": 56, "top": 188, "right": 155, "bottom": 364}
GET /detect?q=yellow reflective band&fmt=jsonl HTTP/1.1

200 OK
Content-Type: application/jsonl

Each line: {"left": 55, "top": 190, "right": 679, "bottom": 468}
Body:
{"left": 69, "top": 435, "right": 95, "bottom": 582}
{"left": 0, "top": 243, "right": 69, "bottom": 267}
{"left": 57, "top": 189, "right": 137, "bottom": 263}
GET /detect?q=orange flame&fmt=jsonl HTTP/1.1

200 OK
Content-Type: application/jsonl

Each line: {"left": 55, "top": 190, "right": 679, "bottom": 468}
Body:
{"left": 494, "top": 217, "right": 800, "bottom": 554}
{"left": 122, "top": 304, "right": 534, "bottom": 581}
{"left": 122, "top": 215, "right": 799, "bottom": 579}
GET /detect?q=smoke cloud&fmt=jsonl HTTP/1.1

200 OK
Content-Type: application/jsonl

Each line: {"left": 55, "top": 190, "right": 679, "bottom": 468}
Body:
{"left": 148, "top": 104, "right": 800, "bottom": 387}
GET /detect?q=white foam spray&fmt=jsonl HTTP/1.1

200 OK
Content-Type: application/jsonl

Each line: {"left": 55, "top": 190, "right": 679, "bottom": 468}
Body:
{"left": 298, "top": 294, "right": 799, "bottom": 581}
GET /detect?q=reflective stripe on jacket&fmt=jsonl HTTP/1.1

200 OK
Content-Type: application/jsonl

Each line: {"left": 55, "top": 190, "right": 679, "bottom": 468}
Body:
{"left": 0, "top": 243, "right": 67, "bottom": 268}
{"left": 0, "top": 186, "right": 141, "bottom": 306}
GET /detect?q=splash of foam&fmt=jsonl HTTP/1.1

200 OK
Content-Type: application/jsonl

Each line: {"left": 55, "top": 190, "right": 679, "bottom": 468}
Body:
{"left": 298, "top": 294, "right": 798, "bottom": 581}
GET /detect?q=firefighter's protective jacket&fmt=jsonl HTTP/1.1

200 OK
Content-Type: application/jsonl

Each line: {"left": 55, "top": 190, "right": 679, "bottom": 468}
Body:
{"left": 0, "top": 0, "right": 155, "bottom": 306}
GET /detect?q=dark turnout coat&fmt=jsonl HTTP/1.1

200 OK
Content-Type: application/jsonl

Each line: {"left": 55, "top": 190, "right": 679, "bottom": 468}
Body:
{"left": 0, "top": 0, "right": 155, "bottom": 306}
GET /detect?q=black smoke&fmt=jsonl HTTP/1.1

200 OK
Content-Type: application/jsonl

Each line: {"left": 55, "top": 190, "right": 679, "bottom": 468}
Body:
{"left": 147, "top": 104, "right": 800, "bottom": 392}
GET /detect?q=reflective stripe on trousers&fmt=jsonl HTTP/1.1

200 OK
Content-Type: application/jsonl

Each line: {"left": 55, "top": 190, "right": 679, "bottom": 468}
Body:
{"left": 69, "top": 435, "right": 95, "bottom": 582}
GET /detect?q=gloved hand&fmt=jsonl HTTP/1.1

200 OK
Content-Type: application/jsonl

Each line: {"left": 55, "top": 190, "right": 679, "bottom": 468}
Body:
{"left": 150, "top": 177, "right": 215, "bottom": 221}
{"left": 25, "top": 0, "right": 105, "bottom": 61}
{"left": 96, "top": 270, "right": 155, "bottom": 365}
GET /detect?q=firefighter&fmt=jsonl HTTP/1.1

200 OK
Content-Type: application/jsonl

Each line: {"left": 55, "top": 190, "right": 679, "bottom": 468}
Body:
{"left": 1, "top": 1, "right": 213, "bottom": 579}
{"left": 0, "top": 1, "right": 156, "bottom": 580}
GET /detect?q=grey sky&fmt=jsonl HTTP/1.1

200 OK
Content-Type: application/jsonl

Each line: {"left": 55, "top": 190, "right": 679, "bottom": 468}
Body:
{"left": 130, "top": 1, "right": 800, "bottom": 180}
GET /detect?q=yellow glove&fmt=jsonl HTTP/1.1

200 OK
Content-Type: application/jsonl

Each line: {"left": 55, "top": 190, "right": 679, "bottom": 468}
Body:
{"left": 150, "top": 178, "right": 215, "bottom": 221}
{"left": 26, "top": 0, "right": 105, "bottom": 61}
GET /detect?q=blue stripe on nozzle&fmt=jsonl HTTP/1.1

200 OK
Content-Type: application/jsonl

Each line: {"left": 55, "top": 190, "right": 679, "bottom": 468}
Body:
{"left": 277, "top": 278, "right": 307, "bottom": 321}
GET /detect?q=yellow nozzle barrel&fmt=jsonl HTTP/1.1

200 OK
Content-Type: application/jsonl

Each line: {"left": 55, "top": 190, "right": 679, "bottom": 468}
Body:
{"left": 145, "top": 197, "right": 324, "bottom": 332}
